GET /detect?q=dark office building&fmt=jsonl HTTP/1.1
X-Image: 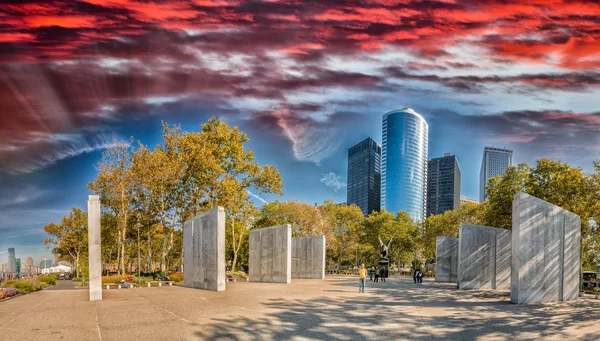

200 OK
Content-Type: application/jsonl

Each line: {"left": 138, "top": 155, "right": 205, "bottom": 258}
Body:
{"left": 347, "top": 137, "right": 381, "bottom": 216}
{"left": 426, "top": 153, "right": 460, "bottom": 216}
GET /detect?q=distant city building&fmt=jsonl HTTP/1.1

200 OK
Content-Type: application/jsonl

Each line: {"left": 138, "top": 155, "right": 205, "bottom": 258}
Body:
{"left": 24, "top": 257, "right": 34, "bottom": 274}
{"left": 382, "top": 107, "right": 428, "bottom": 222}
{"left": 480, "top": 147, "right": 513, "bottom": 201}
{"left": 347, "top": 137, "right": 382, "bottom": 216}
{"left": 0, "top": 263, "right": 7, "bottom": 272}
{"left": 460, "top": 196, "right": 478, "bottom": 205}
{"left": 7, "top": 248, "right": 16, "bottom": 273}
{"left": 15, "top": 258, "right": 21, "bottom": 274}
{"left": 40, "top": 259, "right": 53, "bottom": 270}
{"left": 427, "top": 153, "right": 460, "bottom": 217}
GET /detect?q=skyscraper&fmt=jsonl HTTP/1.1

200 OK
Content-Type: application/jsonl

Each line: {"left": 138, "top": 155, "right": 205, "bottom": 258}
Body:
{"left": 7, "top": 248, "right": 16, "bottom": 273}
{"left": 480, "top": 147, "right": 513, "bottom": 201}
{"left": 426, "top": 153, "right": 460, "bottom": 216}
{"left": 347, "top": 137, "right": 381, "bottom": 216}
{"left": 382, "top": 107, "right": 428, "bottom": 222}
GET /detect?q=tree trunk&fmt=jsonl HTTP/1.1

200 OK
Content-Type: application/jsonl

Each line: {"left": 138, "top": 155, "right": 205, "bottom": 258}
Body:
{"left": 231, "top": 218, "right": 236, "bottom": 271}
{"left": 148, "top": 225, "right": 152, "bottom": 272}
{"left": 337, "top": 238, "right": 345, "bottom": 271}
{"left": 161, "top": 224, "right": 168, "bottom": 275}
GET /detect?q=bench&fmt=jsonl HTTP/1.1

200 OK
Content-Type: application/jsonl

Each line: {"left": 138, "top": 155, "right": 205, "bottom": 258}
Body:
{"left": 105, "top": 283, "right": 135, "bottom": 289}
{"left": 145, "top": 281, "right": 174, "bottom": 287}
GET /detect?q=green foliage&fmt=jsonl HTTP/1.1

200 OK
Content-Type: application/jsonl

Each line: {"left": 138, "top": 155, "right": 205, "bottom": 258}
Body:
{"left": 410, "top": 259, "right": 423, "bottom": 272}
{"left": 364, "top": 209, "right": 418, "bottom": 265}
{"left": 39, "top": 275, "right": 56, "bottom": 286}
{"left": 226, "top": 271, "right": 247, "bottom": 279}
{"left": 422, "top": 202, "right": 485, "bottom": 261}
{"left": 3, "top": 278, "right": 45, "bottom": 294}
{"left": 43, "top": 208, "right": 88, "bottom": 278}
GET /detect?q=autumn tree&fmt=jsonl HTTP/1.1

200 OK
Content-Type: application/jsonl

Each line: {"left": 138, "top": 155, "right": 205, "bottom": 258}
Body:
{"left": 320, "top": 201, "right": 364, "bottom": 269}
{"left": 364, "top": 209, "right": 418, "bottom": 265}
{"left": 421, "top": 202, "right": 484, "bottom": 261}
{"left": 88, "top": 141, "right": 134, "bottom": 275}
{"left": 43, "top": 208, "right": 88, "bottom": 277}
{"left": 131, "top": 143, "right": 182, "bottom": 274}
{"left": 162, "top": 118, "right": 283, "bottom": 272}
{"left": 255, "top": 200, "right": 328, "bottom": 237}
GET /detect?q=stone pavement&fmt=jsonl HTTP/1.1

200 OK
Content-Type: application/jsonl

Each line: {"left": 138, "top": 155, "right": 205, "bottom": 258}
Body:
{"left": 1, "top": 276, "right": 599, "bottom": 340}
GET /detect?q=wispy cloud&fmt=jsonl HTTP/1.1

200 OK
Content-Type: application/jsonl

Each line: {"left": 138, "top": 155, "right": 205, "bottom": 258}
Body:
{"left": 320, "top": 172, "right": 346, "bottom": 192}
{"left": 0, "top": 184, "right": 47, "bottom": 207}
{"left": 247, "top": 190, "right": 267, "bottom": 204}
{"left": 1, "top": 133, "right": 128, "bottom": 174}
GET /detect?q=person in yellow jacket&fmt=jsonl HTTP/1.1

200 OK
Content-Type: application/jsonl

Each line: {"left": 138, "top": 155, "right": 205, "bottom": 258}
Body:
{"left": 358, "top": 264, "right": 366, "bottom": 293}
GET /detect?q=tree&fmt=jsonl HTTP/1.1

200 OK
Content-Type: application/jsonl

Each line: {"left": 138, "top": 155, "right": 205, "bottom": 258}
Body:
{"left": 320, "top": 201, "right": 364, "bottom": 269}
{"left": 421, "top": 202, "right": 484, "bottom": 261}
{"left": 255, "top": 200, "right": 326, "bottom": 237}
{"left": 165, "top": 118, "right": 283, "bottom": 272}
{"left": 88, "top": 141, "right": 134, "bottom": 275}
{"left": 364, "top": 209, "right": 418, "bottom": 266}
{"left": 482, "top": 163, "right": 530, "bottom": 230}
{"left": 131, "top": 143, "right": 181, "bottom": 275}
{"left": 43, "top": 208, "right": 88, "bottom": 277}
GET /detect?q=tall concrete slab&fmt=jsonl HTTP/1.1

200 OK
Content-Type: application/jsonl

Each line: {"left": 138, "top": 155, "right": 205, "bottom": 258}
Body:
{"left": 183, "top": 207, "right": 226, "bottom": 291}
{"left": 458, "top": 224, "right": 511, "bottom": 290}
{"left": 292, "top": 236, "right": 326, "bottom": 279}
{"left": 435, "top": 236, "right": 458, "bottom": 283}
{"left": 249, "top": 224, "right": 291, "bottom": 283}
{"left": 511, "top": 192, "right": 581, "bottom": 304}
{"left": 87, "top": 195, "right": 102, "bottom": 301}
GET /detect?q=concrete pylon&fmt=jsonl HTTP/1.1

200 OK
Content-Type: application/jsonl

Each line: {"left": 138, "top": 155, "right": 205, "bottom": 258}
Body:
{"left": 88, "top": 195, "right": 102, "bottom": 301}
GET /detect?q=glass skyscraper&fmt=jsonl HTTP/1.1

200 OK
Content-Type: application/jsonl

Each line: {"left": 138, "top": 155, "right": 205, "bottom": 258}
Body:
{"left": 7, "top": 248, "right": 16, "bottom": 273}
{"left": 427, "top": 153, "right": 460, "bottom": 217}
{"left": 480, "top": 146, "right": 513, "bottom": 201}
{"left": 347, "top": 137, "right": 381, "bottom": 216}
{"left": 381, "top": 107, "right": 428, "bottom": 222}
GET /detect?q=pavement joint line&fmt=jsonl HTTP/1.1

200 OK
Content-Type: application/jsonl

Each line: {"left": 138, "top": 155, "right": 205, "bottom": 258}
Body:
{"left": 0, "top": 291, "right": 59, "bottom": 330}
{"left": 132, "top": 292, "right": 196, "bottom": 325}
{"left": 95, "top": 301, "right": 103, "bottom": 341}
{"left": 413, "top": 305, "right": 435, "bottom": 340}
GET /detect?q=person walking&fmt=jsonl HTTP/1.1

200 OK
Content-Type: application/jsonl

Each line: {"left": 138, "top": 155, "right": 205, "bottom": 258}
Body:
{"left": 374, "top": 267, "right": 380, "bottom": 283}
{"left": 380, "top": 267, "right": 386, "bottom": 283}
{"left": 369, "top": 266, "right": 374, "bottom": 281}
{"left": 416, "top": 269, "right": 423, "bottom": 285}
{"left": 413, "top": 269, "right": 418, "bottom": 284}
{"left": 358, "top": 264, "right": 366, "bottom": 293}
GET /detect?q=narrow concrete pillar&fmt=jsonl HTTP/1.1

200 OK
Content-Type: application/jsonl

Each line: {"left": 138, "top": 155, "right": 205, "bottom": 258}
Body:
{"left": 87, "top": 195, "right": 102, "bottom": 301}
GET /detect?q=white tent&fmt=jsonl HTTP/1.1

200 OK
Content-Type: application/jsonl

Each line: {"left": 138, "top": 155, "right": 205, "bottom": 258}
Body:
{"left": 42, "top": 264, "right": 72, "bottom": 274}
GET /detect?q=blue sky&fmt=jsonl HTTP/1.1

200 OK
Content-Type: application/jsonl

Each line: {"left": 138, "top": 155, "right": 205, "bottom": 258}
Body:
{"left": 2, "top": 0, "right": 600, "bottom": 263}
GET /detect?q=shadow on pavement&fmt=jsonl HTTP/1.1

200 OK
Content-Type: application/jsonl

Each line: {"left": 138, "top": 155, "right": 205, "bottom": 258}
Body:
{"left": 194, "top": 277, "right": 600, "bottom": 341}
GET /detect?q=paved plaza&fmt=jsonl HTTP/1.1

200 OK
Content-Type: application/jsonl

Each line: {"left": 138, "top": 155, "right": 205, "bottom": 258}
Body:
{"left": 1, "top": 276, "right": 600, "bottom": 340}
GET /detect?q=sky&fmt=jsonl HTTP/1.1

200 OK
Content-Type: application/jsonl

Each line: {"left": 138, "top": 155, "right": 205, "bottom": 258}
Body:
{"left": 1, "top": 0, "right": 600, "bottom": 264}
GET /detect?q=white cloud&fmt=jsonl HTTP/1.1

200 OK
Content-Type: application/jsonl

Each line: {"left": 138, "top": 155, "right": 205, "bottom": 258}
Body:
{"left": 247, "top": 190, "right": 267, "bottom": 204}
{"left": 2, "top": 133, "right": 128, "bottom": 175}
{"left": 0, "top": 185, "right": 47, "bottom": 207}
{"left": 320, "top": 172, "right": 346, "bottom": 192}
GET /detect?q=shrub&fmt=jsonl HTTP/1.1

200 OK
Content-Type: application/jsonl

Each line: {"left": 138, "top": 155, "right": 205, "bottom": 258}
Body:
{"left": 593, "top": 287, "right": 600, "bottom": 293}
{"left": 102, "top": 275, "right": 127, "bottom": 284}
{"left": 169, "top": 272, "right": 184, "bottom": 282}
{"left": 39, "top": 275, "right": 57, "bottom": 286}
{"left": 225, "top": 271, "right": 247, "bottom": 280}
{"left": 5, "top": 278, "right": 44, "bottom": 294}
{"left": 0, "top": 288, "right": 19, "bottom": 299}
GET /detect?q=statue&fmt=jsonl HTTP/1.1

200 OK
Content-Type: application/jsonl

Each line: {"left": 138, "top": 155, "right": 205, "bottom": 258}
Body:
{"left": 379, "top": 236, "right": 392, "bottom": 260}
{"left": 378, "top": 236, "right": 392, "bottom": 278}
